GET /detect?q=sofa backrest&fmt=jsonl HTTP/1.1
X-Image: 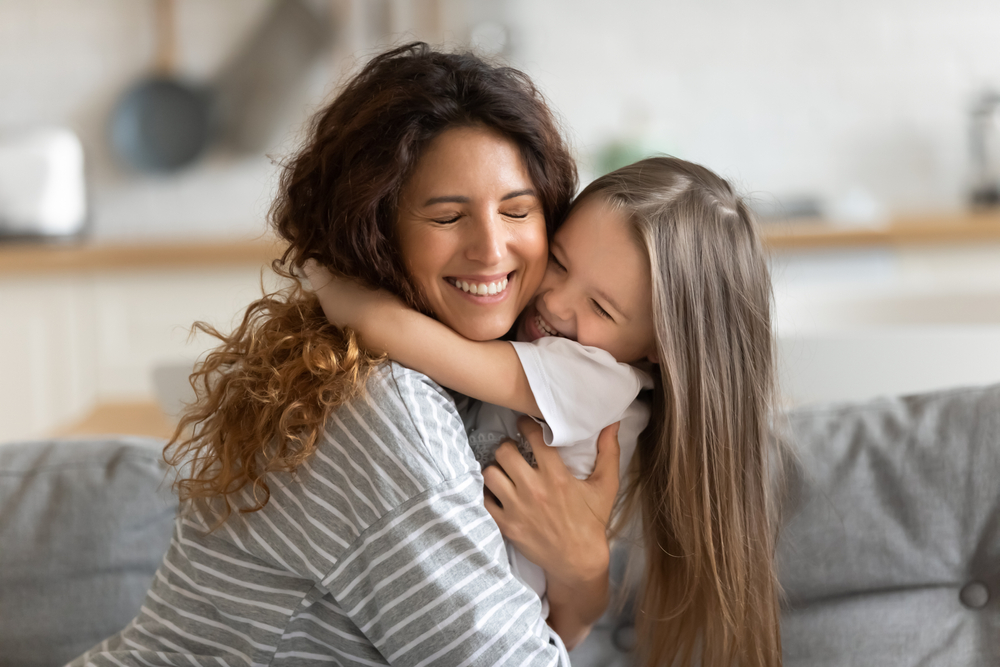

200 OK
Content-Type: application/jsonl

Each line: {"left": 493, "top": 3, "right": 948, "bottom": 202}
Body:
{"left": 0, "top": 437, "right": 177, "bottom": 667}
{"left": 777, "top": 382, "right": 1000, "bottom": 666}
{"left": 3, "top": 384, "right": 998, "bottom": 666}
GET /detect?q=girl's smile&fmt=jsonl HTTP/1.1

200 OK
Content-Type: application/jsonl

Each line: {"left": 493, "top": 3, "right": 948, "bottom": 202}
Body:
{"left": 518, "top": 195, "right": 658, "bottom": 364}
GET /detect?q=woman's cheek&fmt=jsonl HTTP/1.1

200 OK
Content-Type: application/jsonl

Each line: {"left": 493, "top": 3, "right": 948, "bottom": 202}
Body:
{"left": 518, "top": 218, "right": 550, "bottom": 303}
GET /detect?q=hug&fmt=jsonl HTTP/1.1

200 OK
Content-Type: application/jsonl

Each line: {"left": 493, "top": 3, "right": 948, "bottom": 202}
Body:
{"left": 68, "top": 42, "right": 782, "bottom": 667}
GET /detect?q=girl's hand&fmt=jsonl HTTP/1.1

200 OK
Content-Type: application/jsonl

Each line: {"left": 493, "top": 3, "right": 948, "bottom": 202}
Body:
{"left": 301, "top": 260, "right": 405, "bottom": 333}
{"left": 483, "top": 416, "right": 621, "bottom": 648}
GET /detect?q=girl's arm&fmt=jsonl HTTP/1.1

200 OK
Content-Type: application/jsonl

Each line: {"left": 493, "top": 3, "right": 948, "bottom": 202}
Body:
{"left": 304, "top": 262, "right": 542, "bottom": 418}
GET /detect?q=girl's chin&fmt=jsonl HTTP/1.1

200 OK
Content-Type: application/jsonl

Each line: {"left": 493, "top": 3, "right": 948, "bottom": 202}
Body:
{"left": 515, "top": 304, "right": 538, "bottom": 343}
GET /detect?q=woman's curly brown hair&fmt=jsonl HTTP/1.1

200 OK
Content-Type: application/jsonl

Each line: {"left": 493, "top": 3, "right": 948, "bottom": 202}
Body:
{"left": 166, "top": 43, "right": 578, "bottom": 523}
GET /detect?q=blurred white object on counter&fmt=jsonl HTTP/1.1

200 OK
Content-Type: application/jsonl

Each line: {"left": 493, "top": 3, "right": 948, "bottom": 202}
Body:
{"left": 0, "top": 128, "right": 86, "bottom": 237}
{"left": 822, "top": 186, "right": 888, "bottom": 229}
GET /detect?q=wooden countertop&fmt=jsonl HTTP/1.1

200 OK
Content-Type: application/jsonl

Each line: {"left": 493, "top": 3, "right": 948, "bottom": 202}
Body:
{"left": 52, "top": 401, "right": 177, "bottom": 440}
{"left": 4, "top": 211, "right": 1000, "bottom": 276}
{"left": 762, "top": 210, "right": 1000, "bottom": 250}
{"left": 0, "top": 235, "right": 287, "bottom": 275}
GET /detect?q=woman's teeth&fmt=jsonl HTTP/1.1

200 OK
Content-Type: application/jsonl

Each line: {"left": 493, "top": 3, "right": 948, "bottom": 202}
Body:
{"left": 453, "top": 277, "right": 509, "bottom": 296}
{"left": 535, "top": 313, "right": 561, "bottom": 337}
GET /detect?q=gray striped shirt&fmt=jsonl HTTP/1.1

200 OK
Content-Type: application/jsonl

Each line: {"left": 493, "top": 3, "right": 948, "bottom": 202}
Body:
{"left": 69, "top": 363, "right": 570, "bottom": 667}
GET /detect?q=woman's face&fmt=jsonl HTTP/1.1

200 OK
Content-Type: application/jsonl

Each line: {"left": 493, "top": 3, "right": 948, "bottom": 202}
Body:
{"left": 396, "top": 126, "right": 549, "bottom": 341}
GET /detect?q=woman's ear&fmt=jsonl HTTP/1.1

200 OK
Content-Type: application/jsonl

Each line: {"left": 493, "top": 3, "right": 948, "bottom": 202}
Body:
{"left": 646, "top": 349, "right": 659, "bottom": 364}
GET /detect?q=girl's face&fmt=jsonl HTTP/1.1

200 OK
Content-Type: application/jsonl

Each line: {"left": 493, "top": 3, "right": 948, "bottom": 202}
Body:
{"left": 517, "top": 196, "right": 658, "bottom": 364}
{"left": 397, "top": 125, "right": 549, "bottom": 342}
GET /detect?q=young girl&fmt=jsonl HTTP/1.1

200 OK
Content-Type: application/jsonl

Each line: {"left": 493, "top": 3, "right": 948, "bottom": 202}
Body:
{"left": 309, "top": 156, "right": 782, "bottom": 667}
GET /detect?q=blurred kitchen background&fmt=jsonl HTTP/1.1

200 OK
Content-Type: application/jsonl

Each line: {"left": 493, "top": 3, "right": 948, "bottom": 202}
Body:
{"left": 2, "top": 0, "right": 1000, "bottom": 443}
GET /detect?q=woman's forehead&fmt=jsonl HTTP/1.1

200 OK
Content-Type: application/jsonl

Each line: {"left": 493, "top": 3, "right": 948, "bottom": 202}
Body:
{"left": 404, "top": 126, "right": 534, "bottom": 196}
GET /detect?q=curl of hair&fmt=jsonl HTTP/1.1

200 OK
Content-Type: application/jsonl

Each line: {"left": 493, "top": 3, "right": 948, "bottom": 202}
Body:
{"left": 165, "top": 43, "right": 577, "bottom": 523}
{"left": 165, "top": 273, "right": 385, "bottom": 523}
{"left": 580, "top": 158, "right": 784, "bottom": 666}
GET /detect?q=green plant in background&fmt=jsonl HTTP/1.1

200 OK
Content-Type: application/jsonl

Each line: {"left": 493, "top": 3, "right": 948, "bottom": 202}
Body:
{"left": 593, "top": 138, "right": 676, "bottom": 177}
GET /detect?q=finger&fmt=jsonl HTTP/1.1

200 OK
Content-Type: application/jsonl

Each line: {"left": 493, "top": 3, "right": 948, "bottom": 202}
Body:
{"left": 483, "top": 492, "right": 505, "bottom": 526}
{"left": 590, "top": 422, "right": 621, "bottom": 485}
{"left": 482, "top": 462, "right": 517, "bottom": 504}
{"left": 301, "top": 259, "right": 331, "bottom": 290}
{"left": 492, "top": 440, "right": 535, "bottom": 486}
{"left": 589, "top": 422, "right": 621, "bottom": 494}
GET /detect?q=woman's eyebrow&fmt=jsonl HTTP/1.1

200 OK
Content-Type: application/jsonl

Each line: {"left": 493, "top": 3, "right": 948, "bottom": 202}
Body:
{"left": 424, "top": 195, "right": 469, "bottom": 205}
{"left": 423, "top": 189, "right": 536, "bottom": 206}
{"left": 501, "top": 188, "right": 536, "bottom": 201}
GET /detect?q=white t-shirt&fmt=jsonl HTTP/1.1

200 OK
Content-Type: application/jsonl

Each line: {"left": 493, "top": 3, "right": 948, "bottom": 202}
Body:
{"left": 458, "top": 336, "right": 654, "bottom": 621}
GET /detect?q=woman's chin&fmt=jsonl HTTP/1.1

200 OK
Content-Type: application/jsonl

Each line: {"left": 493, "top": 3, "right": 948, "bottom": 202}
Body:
{"left": 449, "top": 316, "right": 518, "bottom": 342}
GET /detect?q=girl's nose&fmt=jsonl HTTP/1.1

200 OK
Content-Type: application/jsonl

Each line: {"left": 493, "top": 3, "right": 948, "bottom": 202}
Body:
{"left": 541, "top": 283, "right": 573, "bottom": 323}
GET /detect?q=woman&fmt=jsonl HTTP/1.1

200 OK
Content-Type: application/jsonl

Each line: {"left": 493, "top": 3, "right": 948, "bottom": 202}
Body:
{"left": 69, "top": 43, "right": 617, "bottom": 666}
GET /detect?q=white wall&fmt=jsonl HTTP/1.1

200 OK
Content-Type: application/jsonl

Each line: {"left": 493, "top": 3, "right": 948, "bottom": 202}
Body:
{"left": 3, "top": 0, "right": 999, "bottom": 240}
{"left": 0, "top": 0, "right": 464, "bottom": 241}
{"left": 505, "top": 0, "right": 1000, "bottom": 215}
{"left": 1, "top": 0, "right": 279, "bottom": 240}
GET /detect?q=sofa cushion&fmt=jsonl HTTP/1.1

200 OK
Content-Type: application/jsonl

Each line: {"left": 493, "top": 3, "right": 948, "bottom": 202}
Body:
{"left": 0, "top": 437, "right": 177, "bottom": 667}
{"left": 778, "top": 383, "right": 1000, "bottom": 665}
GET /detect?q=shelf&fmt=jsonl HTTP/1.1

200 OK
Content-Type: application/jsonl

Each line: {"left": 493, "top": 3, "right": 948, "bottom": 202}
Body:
{"left": 763, "top": 211, "right": 1000, "bottom": 250}
{"left": 4, "top": 210, "right": 1000, "bottom": 277}
{"left": 0, "top": 235, "right": 287, "bottom": 275}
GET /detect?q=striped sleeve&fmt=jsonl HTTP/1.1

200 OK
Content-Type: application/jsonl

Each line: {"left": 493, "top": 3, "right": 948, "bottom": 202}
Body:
{"left": 321, "top": 364, "right": 571, "bottom": 665}
{"left": 323, "top": 474, "right": 568, "bottom": 665}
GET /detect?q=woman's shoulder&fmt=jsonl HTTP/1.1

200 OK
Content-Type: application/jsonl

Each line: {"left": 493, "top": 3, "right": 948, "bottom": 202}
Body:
{"left": 319, "top": 361, "right": 479, "bottom": 490}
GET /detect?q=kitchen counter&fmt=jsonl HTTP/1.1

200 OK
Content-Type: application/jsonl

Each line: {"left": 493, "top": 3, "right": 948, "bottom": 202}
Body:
{"left": 0, "top": 235, "right": 287, "bottom": 275}
{"left": 3, "top": 211, "right": 1000, "bottom": 276}
{"left": 763, "top": 210, "right": 1000, "bottom": 250}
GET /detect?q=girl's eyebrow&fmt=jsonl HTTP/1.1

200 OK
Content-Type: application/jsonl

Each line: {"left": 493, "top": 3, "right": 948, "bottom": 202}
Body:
{"left": 423, "top": 189, "right": 535, "bottom": 206}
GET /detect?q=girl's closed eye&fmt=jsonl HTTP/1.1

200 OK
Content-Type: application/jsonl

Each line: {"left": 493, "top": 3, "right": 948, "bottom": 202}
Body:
{"left": 548, "top": 252, "right": 566, "bottom": 271}
{"left": 591, "top": 300, "right": 614, "bottom": 321}
{"left": 503, "top": 210, "right": 530, "bottom": 219}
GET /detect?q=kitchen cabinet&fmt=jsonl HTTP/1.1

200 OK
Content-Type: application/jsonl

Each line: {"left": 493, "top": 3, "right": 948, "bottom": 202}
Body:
{"left": 0, "top": 239, "right": 287, "bottom": 443}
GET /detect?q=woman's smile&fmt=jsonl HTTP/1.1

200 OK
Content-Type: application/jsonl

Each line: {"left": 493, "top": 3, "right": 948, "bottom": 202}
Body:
{"left": 447, "top": 271, "right": 512, "bottom": 300}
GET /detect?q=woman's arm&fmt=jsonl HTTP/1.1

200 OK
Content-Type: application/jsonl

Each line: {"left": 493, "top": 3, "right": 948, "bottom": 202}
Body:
{"left": 485, "top": 417, "right": 622, "bottom": 649}
{"left": 305, "top": 262, "right": 542, "bottom": 418}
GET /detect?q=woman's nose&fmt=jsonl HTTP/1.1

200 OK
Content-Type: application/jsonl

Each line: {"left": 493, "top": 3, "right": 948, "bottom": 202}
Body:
{"left": 465, "top": 213, "right": 505, "bottom": 265}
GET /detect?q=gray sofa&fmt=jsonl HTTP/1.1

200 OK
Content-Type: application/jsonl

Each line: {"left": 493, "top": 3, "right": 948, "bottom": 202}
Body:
{"left": 2, "top": 383, "right": 999, "bottom": 666}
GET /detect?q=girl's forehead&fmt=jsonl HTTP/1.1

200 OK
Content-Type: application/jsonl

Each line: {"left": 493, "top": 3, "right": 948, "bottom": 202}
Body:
{"left": 556, "top": 196, "right": 629, "bottom": 245}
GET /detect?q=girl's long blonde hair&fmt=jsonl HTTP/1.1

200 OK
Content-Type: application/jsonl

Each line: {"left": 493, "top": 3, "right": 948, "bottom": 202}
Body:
{"left": 583, "top": 157, "right": 782, "bottom": 667}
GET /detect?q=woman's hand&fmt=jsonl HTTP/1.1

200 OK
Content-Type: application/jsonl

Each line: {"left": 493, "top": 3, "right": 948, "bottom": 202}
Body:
{"left": 483, "top": 416, "right": 621, "bottom": 648}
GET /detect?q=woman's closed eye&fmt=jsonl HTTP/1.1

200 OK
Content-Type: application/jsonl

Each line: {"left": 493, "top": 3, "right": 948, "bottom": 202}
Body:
{"left": 432, "top": 214, "right": 462, "bottom": 224}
